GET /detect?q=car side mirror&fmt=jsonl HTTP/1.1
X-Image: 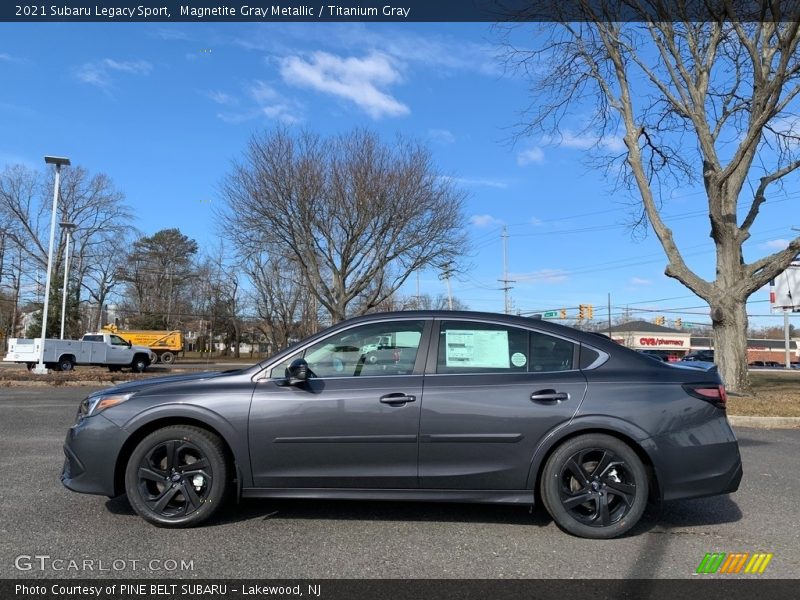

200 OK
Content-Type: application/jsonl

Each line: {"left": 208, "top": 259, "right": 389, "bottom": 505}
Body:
{"left": 286, "top": 358, "right": 310, "bottom": 385}
{"left": 127, "top": 341, "right": 132, "bottom": 347}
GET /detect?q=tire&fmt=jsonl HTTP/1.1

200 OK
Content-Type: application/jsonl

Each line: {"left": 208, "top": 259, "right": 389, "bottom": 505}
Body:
{"left": 159, "top": 351, "right": 175, "bottom": 365}
{"left": 124, "top": 425, "right": 228, "bottom": 527}
{"left": 130, "top": 355, "right": 149, "bottom": 373}
{"left": 58, "top": 356, "right": 75, "bottom": 372}
{"left": 540, "top": 434, "right": 648, "bottom": 539}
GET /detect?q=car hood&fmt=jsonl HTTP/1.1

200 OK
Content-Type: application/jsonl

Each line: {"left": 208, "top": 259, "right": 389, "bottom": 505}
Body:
{"left": 96, "top": 369, "right": 243, "bottom": 396}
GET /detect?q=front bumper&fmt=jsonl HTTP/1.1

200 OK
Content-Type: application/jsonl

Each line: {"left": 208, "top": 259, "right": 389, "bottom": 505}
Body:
{"left": 61, "top": 413, "right": 128, "bottom": 497}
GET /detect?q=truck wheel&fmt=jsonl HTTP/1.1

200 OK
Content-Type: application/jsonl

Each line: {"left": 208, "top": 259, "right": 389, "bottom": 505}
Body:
{"left": 58, "top": 356, "right": 75, "bottom": 372}
{"left": 159, "top": 351, "right": 175, "bottom": 365}
{"left": 131, "top": 355, "right": 149, "bottom": 373}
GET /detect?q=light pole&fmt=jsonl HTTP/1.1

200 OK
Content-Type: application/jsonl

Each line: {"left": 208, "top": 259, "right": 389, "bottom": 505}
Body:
{"left": 34, "top": 155, "right": 70, "bottom": 374}
{"left": 59, "top": 222, "right": 77, "bottom": 339}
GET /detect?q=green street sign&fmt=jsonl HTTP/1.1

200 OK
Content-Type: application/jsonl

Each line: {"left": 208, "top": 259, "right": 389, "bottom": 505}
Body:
{"left": 543, "top": 311, "right": 559, "bottom": 319}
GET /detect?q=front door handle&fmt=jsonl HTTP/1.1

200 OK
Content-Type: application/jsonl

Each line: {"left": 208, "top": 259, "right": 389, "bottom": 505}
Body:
{"left": 530, "top": 389, "right": 569, "bottom": 403}
{"left": 380, "top": 393, "right": 416, "bottom": 406}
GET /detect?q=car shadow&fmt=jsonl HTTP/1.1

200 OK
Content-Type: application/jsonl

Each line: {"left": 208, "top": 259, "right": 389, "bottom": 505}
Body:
{"left": 106, "top": 491, "right": 742, "bottom": 535}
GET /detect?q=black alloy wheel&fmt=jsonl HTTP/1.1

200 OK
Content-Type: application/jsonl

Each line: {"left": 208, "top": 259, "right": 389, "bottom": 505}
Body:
{"left": 541, "top": 433, "right": 648, "bottom": 539}
{"left": 124, "top": 425, "right": 228, "bottom": 527}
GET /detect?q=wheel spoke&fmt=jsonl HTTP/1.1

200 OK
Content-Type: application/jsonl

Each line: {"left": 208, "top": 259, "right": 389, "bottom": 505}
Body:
{"left": 151, "top": 484, "right": 180, "bottom": 513}
{"left": 565, "top": 458, "right": 589, "bottom": 484}
{"left": 590, "top": 451, "right": 615, "bottom": 478}
{"left": 139, "top": 467, "right": 165, "bottom": 483}
{"left": 605, "top": 480, "right": 636, "bottom": 505}
{"left": 181, "top": 482, "right": 203, "bottom": 511}
{"left": 177, "top": 457, "right": 209, "bottom": 473}
{"left": 562, "top": 492, "right": 593, "bottom": 509}
{"left": 597, "top": 493, "right": 611, "bottom": 526}
{"left": 164, "top": 441, "right": 177, "bottom": 471}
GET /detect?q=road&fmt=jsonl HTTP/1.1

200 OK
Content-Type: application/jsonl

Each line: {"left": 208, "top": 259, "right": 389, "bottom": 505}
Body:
{"left": 0, "top": 387, "right": 797, "bottom": 579}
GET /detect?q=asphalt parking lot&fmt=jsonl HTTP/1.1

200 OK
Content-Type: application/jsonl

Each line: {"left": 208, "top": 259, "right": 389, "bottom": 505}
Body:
{"left": 0, "top": 386, "right": 798, "bottom": 579}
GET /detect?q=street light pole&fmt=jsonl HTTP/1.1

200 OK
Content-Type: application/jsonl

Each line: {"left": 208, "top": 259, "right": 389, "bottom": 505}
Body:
{"left": 59, "top": 222, "right": 77, "bottom": 339}
{"left": 34, "top": 156, "right": 71, "bottom": 374}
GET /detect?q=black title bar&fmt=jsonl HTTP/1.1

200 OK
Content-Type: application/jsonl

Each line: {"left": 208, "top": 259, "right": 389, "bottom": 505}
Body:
{"left": 2, "top": 1, "right": 797, "bottom": 23}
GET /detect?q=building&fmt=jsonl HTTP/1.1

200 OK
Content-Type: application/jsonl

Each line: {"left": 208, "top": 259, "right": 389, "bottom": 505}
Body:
{"left": 601, "top": 321, "right": 691, "bottom": 361}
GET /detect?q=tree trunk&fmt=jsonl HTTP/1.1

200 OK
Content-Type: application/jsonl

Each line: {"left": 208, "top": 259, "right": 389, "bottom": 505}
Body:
{"left": 710, "top": 299, "right": 750, "bottom": 394}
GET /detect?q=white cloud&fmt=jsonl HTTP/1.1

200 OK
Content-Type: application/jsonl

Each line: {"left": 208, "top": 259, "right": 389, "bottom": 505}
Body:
{"left": 204, "top": 90, "right": 237, "bottom": 105}
{"left": 470, "top": 214, "right": 504, "bottom": 228}
{"left": 512, "top": 269, "right": 569, "bottom": 284}
{"left": 761, "top": 238, "right": 790, "bottom": 251}
{"left": 0, "top": 53, "right": 16, "bottom": 62}
{"left": 517, "top": 147, "right": 545, "bottom": 166}
{"left": 429, "top": 129, "right": 455, "bottom": 144}
{"left": 153, "top": 28, "right": 190, "bottom": 41}
{"left": 217, "top": 81, "right": 300, "bottom": 124}
{"left": 279, "top": 51, "right": 408, "bottom": 119}
{"left": 530, "top": 216, "right": 543, "bottom": 225}
{"left": 630, "top": 277, "right": 652, "bottom": 286}
{"left": 76, "top": 58, "right": 152, "bottom": 90}
{"left": 444, "top": 176, "right": 508, "bottom": 189}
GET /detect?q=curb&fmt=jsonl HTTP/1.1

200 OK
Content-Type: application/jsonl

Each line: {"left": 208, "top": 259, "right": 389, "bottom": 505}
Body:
{"left": 728, "top": 415, "right": 800, "bottom": 429}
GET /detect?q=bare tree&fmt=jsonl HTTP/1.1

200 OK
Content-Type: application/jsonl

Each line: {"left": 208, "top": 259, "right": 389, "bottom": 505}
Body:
{"left": 0, "top": 164, "right": 132, "bottom": 337}
{"left": 500, "top": 3, "right": 800, "bottom": 392}
{"left": 220, "top": 128, "right": 468, "bottom": 323}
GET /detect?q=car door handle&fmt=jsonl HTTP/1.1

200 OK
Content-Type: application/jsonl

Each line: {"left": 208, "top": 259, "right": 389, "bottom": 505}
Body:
{"left": 530, "top": 389, "right": 569, "bottom": 403}
{"left": 380, "top": 393, "right": 416, "bottom": 406}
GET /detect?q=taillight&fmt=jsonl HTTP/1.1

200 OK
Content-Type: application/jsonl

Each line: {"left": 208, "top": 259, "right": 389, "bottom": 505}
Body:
{"left": 682, "top": 383, "right": 727, "bottom": 409}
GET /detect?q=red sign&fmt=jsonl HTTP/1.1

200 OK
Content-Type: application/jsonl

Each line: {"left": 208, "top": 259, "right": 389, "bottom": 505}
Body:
{"left": 639, "top": 337, "right": 685, "bottom": 347}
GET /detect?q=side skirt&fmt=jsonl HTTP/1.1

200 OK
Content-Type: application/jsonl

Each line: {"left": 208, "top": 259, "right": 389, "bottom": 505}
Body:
{"left": 241, "top": 488, "right": 535, "bottom": 505}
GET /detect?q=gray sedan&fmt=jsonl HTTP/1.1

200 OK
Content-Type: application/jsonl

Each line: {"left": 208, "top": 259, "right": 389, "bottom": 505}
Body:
{"left": 61, "top": 311, "right": 741, "bottom": 539}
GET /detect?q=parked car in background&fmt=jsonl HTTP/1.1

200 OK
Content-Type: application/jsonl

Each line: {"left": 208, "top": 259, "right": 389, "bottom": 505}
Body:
{"left": 62, "top": 311, "right": 742, "bottom": 539}
{"left": 682, "top": 349, "right": 714, "bottom": 362}
{"left": 636, "top": 349, "right": 670, "bottom": 362}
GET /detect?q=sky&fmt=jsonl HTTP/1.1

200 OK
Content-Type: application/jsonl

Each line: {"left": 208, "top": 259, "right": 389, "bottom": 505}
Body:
{"left": 1, "top": 21, "right": 798, "bottom": 330}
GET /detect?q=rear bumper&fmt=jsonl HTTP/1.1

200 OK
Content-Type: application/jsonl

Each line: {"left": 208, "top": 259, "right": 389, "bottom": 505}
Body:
{"left": 61, "top": 413, "right": 127, "bottom": 497}
{"left": 647, "top": 415, "right": 742, "bottom": 501}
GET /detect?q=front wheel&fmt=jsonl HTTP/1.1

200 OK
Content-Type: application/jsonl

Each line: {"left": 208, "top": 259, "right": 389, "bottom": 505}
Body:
{"left": 124, "top": 425, "right": 228, "bottom": 527}
{"left": 130, "top": 355, "right": 149, "bottom": 373}
{"left": 540, "top": 434, "right": 648, "bottom": 539}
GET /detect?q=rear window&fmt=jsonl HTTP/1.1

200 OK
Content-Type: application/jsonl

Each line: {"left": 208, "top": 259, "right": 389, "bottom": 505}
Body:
{"left": 83, "top": 335, "right": 102, "bottom": 342}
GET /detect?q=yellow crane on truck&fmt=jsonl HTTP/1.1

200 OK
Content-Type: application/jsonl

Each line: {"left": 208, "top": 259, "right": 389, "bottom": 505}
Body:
{"left": 101, "top": 325, "right": 184, "bottom": 364}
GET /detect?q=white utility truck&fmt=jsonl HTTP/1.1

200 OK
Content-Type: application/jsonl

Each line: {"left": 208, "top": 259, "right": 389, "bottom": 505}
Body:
{"left": 3, "top": 333, "right": 156, "bottom": 372}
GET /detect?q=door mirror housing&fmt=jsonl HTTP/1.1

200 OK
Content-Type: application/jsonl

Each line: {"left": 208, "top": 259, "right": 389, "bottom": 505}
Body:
{"left": 286, "top": 358, "right": 310, "bottom": 385}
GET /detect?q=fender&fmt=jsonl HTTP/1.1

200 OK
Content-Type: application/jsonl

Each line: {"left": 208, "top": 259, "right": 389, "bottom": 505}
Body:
{"left": 525, "top": 414, "right": 661, "bottom": 496}
{"left": 119, "top": 403, "right": 254, "bottom": 488}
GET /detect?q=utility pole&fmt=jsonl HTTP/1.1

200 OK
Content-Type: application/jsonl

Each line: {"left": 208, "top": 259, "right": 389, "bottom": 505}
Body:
{"left": 608, "top": 292, "right": 612, "bottom": 334}
{"left": 439, "top": 262, "right": 454, "bottom": 310}
{"left": 498, "top": 226, "right": 515, "bottom": 314}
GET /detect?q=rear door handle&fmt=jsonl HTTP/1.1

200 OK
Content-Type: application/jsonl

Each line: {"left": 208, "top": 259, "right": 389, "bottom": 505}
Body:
{"left": 530, "top": 389, "right": 569, "bottom": 403}
{"left": 380, "top": 393, "right": 416, "bottom": 406}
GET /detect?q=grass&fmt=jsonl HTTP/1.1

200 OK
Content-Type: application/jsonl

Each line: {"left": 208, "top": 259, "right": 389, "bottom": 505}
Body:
{"left": 729, "top": 371, "right": 800, "bottom": 417}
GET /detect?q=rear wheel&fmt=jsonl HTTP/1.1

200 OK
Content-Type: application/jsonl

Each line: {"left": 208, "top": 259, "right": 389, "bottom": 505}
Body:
{"left": 159, "top": 351, "right": 175, "bottom": 365}
{"left": 540, "top": 434, "right": 648, "bottom": 539}
{"left": 58, "top": 356, "right": 75, "bottom": 372}
{"left": 124, "top": 425, "right": 228, "bottom": 527}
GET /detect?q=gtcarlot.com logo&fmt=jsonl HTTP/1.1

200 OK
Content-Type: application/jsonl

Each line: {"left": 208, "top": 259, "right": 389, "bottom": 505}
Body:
{"left": 696, "top": 552, "right": 773, "bottom": 574}
{"left": 14, "top": 555, "right": 194, "bottom": 572}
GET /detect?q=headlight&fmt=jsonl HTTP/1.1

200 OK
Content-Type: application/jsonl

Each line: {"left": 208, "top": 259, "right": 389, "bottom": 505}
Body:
{"left": 79, "top": 392, "right": 134, "bottom": 418}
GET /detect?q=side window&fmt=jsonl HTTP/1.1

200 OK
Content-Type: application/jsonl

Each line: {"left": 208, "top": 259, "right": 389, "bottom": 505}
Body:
{"left": 436, "top": 321, "right": 529, "bottom": 374}
{"left": 530, "top": 331, "right": 575, "bottom": 372}
{"left": 110, "top": 335, "right": 128, "bottom": 346}
{"left": 270, "top": 320, "right": 425, "bottom": 379}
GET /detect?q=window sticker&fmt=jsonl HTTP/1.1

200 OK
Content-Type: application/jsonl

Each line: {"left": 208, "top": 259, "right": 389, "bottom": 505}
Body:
{"left": 511, "top": 352, "right": 527, "bottom": 367}
{"left": 445, "top": 329, "right": 510, "bottom": 368}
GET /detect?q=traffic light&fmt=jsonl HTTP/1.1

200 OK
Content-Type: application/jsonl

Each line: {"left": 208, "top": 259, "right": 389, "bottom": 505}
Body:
{"left": 586, "top": 304, "right": 594, "bottom": 319}
{"left": 675, "top": 318, "right": 682, "bottom": 329}
{"left": 578, "top": 304, "right": 586, "bottom": 320}
{"left": 655, "top": 315, "right": 665, "bottom": 325}
{"left": 560, "top": 308, "right": 567, "bottom": 319}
